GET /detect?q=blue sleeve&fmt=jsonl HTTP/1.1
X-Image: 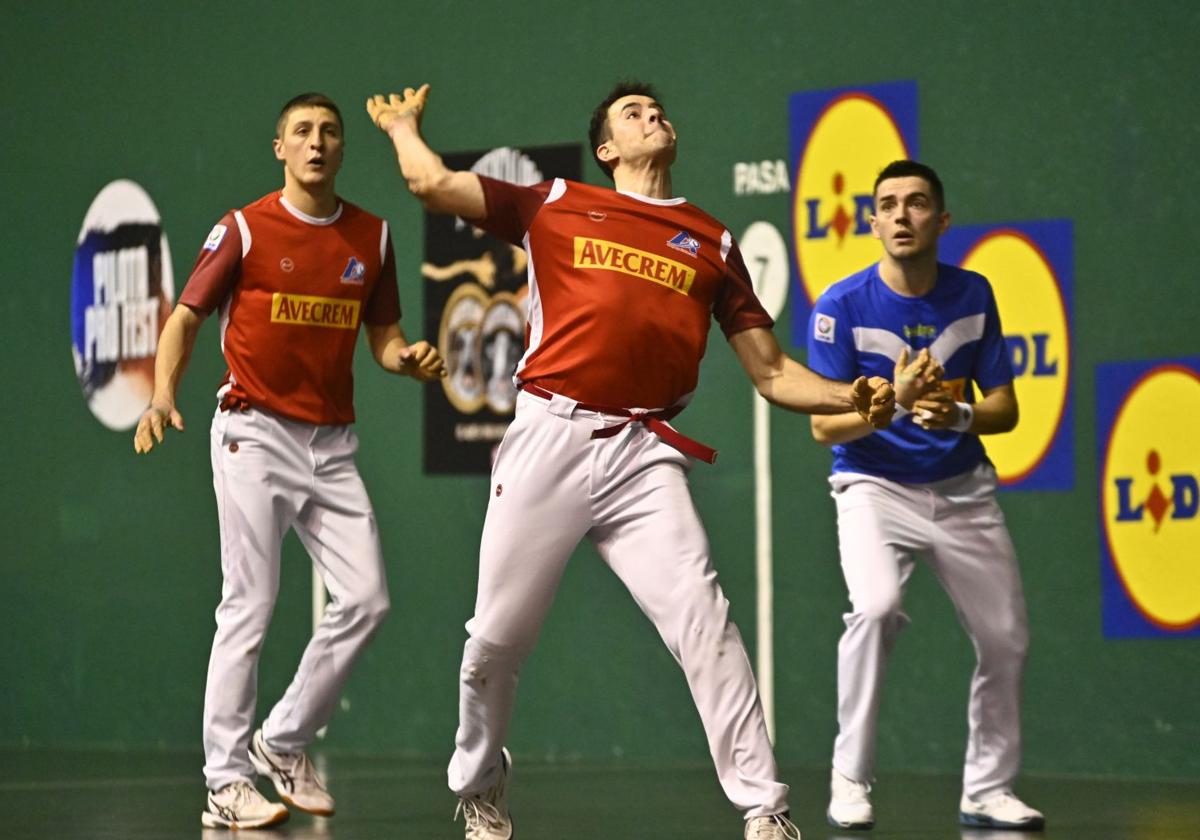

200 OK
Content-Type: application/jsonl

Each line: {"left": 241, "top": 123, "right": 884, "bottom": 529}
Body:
{"left": 972, "top": 282, "right": 1014, "bottom": 390}
{"left": 806, "top": 295, "right": 857, "bottom": 381}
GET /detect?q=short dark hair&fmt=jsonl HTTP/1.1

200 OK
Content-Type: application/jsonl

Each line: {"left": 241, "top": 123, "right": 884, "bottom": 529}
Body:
{"left": 588, "top": 80, "right": 661, "bottom": 180}
{"left": 276, "top": 92, "right": 343, "bottom": 138}
{"left": 873, "top": 160, "right": 945, "bottom": 211}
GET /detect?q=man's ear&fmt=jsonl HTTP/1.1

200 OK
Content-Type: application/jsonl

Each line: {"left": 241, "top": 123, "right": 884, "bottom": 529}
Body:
{"left": 596, "top": 142, "right": 615, "bottom": 165}
{"left": 273, "top": 137, "right": 285, "bottom": 161}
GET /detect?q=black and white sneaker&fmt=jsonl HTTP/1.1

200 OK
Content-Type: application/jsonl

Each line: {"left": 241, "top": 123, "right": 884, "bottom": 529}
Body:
{"left": 201, "top": 780, "right": 289, "bottom": 829}
{"left": 249, "top": 728, "right": 335, "bottom": 816}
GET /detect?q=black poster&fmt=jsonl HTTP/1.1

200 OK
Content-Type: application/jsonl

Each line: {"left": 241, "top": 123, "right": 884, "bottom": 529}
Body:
{"left": 423, "top": 143, "right": 581, "bottom": 474}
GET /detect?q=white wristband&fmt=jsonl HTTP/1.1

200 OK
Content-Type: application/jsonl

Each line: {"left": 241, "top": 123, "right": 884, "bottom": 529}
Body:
{"left": 892, "top": 404, "right": 911, "bottom": 419}
{"left": 950, "top": 401, "right": 974, "bottom": 433}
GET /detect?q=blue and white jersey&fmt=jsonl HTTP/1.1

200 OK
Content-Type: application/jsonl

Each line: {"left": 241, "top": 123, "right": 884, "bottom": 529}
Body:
{"left": 807, "top": 262, "right": 1013, "bottom": 483}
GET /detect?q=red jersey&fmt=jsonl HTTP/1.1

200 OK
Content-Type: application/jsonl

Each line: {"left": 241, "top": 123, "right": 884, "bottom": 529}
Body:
{"left": 179, "top": 192, "right": 401, "bottom": 425}
{"left": 474, "top": 177, "right": 771, "bottom": 409}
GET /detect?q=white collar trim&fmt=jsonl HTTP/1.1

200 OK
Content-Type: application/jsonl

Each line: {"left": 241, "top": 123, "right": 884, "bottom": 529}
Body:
{"left": 280, "top": 194, "right": 343, "bottom": 225}
{"left": 617, "top": 189, "right": 687, "bottom": 206}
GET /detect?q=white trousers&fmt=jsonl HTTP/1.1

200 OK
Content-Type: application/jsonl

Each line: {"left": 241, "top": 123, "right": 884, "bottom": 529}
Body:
{"left": 203, "top": 407, "right": 390, "bottom": 791}
{"left": 829, "top": 463, "right": 1029, "bottom": 799}
{"left": 447, "top": 390, "right": 788, "bottom": 817}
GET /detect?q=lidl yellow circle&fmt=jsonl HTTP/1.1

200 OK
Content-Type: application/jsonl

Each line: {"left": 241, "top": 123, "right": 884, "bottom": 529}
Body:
{"left": 794, "top": 94, "right": 909, "bottom": 305}
{"left": 961, "top": 231, "right": 1069, "bottom": 483}
{"left": 1102, "top": 366, "right": 1200, "bottom": 629}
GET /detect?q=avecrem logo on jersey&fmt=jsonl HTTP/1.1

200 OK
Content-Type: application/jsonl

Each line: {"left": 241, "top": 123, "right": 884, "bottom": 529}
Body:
{"left": 573, "top": 237, "right": 696, "bottom": 295}
{"left": 941, "top": 221, "right": 1074, "bottom": 491}
{"left": 788, "top": 81, "right": 918, "bottom": 336}
{"left": 70, "top": 180, "right": 175, "bottom": 431}
{"left": 1096, "top": 359, "right": 1200, "bottom": 638}
{"left": 270, "top": 293, "right": 360, "bottom": 329}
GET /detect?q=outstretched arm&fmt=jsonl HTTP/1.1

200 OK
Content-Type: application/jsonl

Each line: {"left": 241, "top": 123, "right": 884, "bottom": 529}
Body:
{"left": 364, "top": 322, "right": 447, "bottom": 382}
{"left": 366, "top": 85, "right": 486, "bottom": 219}
{"left": 729, "top": 327, "right": 894, "bottom": 426}
{"left": 133, "top": 304, "right": 205, "bottom": 453}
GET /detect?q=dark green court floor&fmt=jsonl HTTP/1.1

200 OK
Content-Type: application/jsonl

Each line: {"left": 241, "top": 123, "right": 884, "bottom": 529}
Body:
{"left": 2, "top": 749, "right": 1197, "bottom": 840}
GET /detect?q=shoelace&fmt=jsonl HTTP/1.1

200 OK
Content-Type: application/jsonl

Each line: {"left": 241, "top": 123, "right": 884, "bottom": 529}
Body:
{"left": 746, "top": 814, "right": 801, "bottom": 840}
{"left": 836, "top": 774, "right": 872, "bottom": 802}
{"left": 454, "top": 797, "right": 506, "bottom": 829}
{"left": 213, "top": 781, "right": 259, "bottom": 818}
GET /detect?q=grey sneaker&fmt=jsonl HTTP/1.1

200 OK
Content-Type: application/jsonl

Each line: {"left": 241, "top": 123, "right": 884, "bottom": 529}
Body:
{"left": 201, "top": 780, "right": 289, "bottom": 829}
{"left": 249, "top": 728, "right": 335, "bottom": 816}
{"left": 454, "top": 748, "right": 513, "bottom": 840}
{"left": 828, "top": 767, "right": 874, "bottom": 830}
{"left": 959, "top": 791, "right": 1045, "bottom": 830}
{"left": 745, "top": 812, "right": 801, "bottom": 839}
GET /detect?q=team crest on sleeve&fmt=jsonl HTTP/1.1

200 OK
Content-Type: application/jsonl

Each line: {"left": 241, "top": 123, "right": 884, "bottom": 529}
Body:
{"left": 814, "top": 313, "right": 837, "bottom": 343}
{"left": 203, "top": 224, "right": 228, "bottom": 252}
{"left": 667, "top": 230, "right": 701, "bottom": 257}
{"left": 340, "top": 256, "right": 366, "bottom": 284}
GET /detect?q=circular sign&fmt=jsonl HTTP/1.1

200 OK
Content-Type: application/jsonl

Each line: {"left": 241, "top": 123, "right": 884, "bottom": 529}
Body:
{"left": 1101, "top": 365, "right": 1200, "bottom": 630}
{"left": 70, "top": 180, "right": 174, "bottom": 430}
{"left": 740, "top": 221, "right": 789, "bottom": 321}
{"left": 960, "top": 230, "right": 1069, "bottom": 484}
{"left": 793, "top": 93, "right": 909, "bottom": 305}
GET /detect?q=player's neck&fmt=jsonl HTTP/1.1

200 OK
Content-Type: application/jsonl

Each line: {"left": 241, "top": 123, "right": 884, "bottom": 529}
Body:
{"left": 878, "top": 252, "right": 939, "bottom": 297}
{"left": 612, "top": 163, "right": 672, "bottom": 200}
{"left": 281, "top": 179, "right": 339, "bottom": 219}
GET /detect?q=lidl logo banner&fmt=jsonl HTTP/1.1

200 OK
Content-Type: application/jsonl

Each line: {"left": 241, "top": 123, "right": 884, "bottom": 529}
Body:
{"left": 940, "top": 221, "right": 1074, "bottom": 490}
{"left": 789, "top": 81, "right": 918, "bottom": 336}
{"left": 1096, "top": 358, "right": 1200, "bottom": 638}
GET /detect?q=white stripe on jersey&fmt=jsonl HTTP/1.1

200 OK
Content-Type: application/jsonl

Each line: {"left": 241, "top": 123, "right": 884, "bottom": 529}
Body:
{"left": 233, "top": 211, "right": 252, "bottom": 258}
{"left": 513, "top": 230, "right": 542, "bottom": 387}
{"left": 929, "top": 314, "right": 986, "bottom": 364}
{"left": 853, "top": 327, "right": 910, "bottom": 361}
{"left": 546, "top": 178, "right": 567, "bottom": 204}
{"left": 853, "top": 313, "right": 986, "bottom": 365}
{"left": 720, "top": 229, "right": 732, "bottom": 263}
{"left": 379, "top": 220, "right": 389, "bottom": 264}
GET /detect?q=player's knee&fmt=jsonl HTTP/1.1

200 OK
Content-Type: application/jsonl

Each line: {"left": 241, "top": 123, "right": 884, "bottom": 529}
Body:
{"left": 976, "top": 616, "right": 1029, "bottom": 668}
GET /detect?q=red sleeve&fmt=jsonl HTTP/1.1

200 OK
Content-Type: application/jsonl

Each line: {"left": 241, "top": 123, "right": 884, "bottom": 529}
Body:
{"left": 469, "top": 177, "right": 555, "bottom": 246}
{"left": 178, "top": 212, "right": 241, "bottom": 315}
{"left": 715, "top": 239, "right": 774, "bottom": 337}
{"left": 364, "top": 234, "right": 402, "bottom": 325}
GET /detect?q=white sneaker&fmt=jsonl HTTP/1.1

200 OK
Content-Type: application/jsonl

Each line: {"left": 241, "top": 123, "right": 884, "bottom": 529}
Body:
{"left": 959, "top": 791, "right": 1045, "bottom": 830}
{"left": 201, "top": 780, "right": 289, "bottom": 829}
{"left": 745, "top": 812, "right": 802, "bottom": 839}
{"left": 454, "top": 748, "right": 513, "bottom": 840}
{"left": 828, "top": 768, "right": 874, "bottom": 830}
{"left": 249, "top": 728, "right": 335, "bottom": 816}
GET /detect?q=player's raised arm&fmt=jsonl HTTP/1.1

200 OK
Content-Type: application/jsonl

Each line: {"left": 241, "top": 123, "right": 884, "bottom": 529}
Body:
{"left": 133, "top": 304, "right": 205, "bottom": 453}
{"left": 366, "top": 85, "right": 486, "bottom": 219}
{"left": 729, "top": 326, "right": 894, "bottom": 427}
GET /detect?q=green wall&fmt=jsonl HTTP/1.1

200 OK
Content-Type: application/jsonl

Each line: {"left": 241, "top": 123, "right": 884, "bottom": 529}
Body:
{"left": 3, "top": 0, "right": 1197, "bottom": 782}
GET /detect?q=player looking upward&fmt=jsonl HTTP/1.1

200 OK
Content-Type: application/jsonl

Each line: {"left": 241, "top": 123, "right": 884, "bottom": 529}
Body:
{"left": 367, "top": 80, "right": 894, "bottom": 840}
{"left": 134, "top": 93, "right": 444, "bottom": 830}
{"left": 806, "top": 160, "right": 1044, "bottom": 832}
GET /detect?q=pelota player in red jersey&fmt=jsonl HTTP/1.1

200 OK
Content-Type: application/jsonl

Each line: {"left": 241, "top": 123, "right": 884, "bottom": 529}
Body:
{"left": 134, "top": 93, "right": 444, "bottom": 830}
{"left": 368, "top": 81, "right": 894, "bottom": 840}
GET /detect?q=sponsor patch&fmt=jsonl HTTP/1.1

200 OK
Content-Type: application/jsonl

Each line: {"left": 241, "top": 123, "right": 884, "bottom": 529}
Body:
{"left": 203, "top": 224, "right": 227, "bottom": 252}
{"left": 270, "top": 293, "right": 360, "bottom": 329}
{"left": 666, "top": 230, "right": 701, "bottom": 257}
{"left": 341, "top": 256, "right": 366, "bottom": 284}
{"left": 814, "top": 313, "right": 836, "bottom": 343}
{"left": 573, "top": 236, "right": 695, "bottom": 295}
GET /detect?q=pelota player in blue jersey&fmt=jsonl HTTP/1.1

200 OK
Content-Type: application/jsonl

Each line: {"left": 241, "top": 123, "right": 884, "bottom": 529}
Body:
{"left": 806, "top": 160, "right": 1044, "bottom": 832}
